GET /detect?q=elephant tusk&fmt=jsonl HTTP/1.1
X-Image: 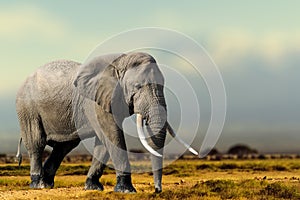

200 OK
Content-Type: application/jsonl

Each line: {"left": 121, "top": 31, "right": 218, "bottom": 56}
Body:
{"left": 136, "top": 114, "right": 162, "bottom": 157}
{"left": 166, "top": 122, "right": 199, "bottom": 156}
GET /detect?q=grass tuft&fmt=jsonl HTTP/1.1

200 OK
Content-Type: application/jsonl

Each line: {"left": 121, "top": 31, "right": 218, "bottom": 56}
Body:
{"left": 260, "top": 182, "right": 300, "bottom": 199}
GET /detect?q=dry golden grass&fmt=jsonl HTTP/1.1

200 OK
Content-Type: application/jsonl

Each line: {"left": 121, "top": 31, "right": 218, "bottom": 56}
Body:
{"left": 0, "top": 159, "right": 300, "bottom": 199}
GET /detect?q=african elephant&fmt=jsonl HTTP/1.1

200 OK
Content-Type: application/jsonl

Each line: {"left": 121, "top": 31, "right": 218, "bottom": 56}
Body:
{"left": 15, "top": 52, "right": 197, "bottom": 193}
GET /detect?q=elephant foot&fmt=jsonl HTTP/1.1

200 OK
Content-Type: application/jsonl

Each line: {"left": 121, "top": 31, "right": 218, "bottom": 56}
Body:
{"left": 42, "top": 176, "right": 54, "bottom": 188}
{"left": 30, "top": 175, "right": 53, "bottom": 189}
{"left": 155, "top": 187, "right": 162, "bottom": 193}
{"left": 85, "top": 178, "right": 104, "bottom": 191}
{"left": 114, "top": 175, "right": 136, "bottom": 193}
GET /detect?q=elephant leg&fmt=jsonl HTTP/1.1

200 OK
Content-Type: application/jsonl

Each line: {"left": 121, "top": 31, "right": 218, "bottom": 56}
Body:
{"left": 20, "top": 118, "right": 46, "bottom": 189}
{"left": 85, "top": 137, "right": 109, "bottom": 191}
{"left": 28, "top": 151, "right": 45, "bottom": 188}
{"left": 43, "top": 139, "right": 80, "bottom": 187}
{"left": 94, "top": 108, "right": 136, "bottom": 193}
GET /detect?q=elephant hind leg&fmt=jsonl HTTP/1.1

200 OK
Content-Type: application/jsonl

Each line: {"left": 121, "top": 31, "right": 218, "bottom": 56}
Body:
{"left": 20, "top": 116, "right": 47, "bottom": 189}
{"left": 43, "top": 139, "right": 80, "bottom": 187}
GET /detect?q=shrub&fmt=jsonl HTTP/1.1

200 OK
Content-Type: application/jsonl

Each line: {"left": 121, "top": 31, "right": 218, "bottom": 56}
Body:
{"left": 260, "top": 182, "right": 300, "bottom": 199}
{"left": 219, "top": 163, "right": 239, "bottom": 170}
{"left": 196, "top": 164, "right": 215, "bottom": 170}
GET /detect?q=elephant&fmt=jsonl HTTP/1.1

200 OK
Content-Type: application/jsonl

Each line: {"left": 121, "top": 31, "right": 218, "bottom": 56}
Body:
{"left": 15, "top": 52, "right": 198, "bottom": 193}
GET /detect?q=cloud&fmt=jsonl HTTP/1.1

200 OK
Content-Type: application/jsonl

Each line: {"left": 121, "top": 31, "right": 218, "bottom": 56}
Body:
{"left": 207, "top": 30, "right": 300, "bottom": 71}
{"left": 0, "top": 5, "right": 68, "bottom": 40}
{"left": 0, "top": 5, "right": 99, "bottom": 96}
{"left": 208, "top": 31, "right": 253, "bottom": 66}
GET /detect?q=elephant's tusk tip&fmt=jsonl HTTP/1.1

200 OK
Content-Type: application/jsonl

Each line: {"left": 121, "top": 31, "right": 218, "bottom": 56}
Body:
{"left": 188, "top": 147, "right": 199, "bottom": 156}
{"left": 153, "top": 152, "right": 163, "bottom": 157}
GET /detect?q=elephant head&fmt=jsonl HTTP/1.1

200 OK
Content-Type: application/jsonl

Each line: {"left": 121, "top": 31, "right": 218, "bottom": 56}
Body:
{"left": 74, "top": 52, "right": 197, "bottom": 192}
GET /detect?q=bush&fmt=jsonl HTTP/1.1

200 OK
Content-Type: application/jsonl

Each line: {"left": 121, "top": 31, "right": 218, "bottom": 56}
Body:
{"left": 196, "top": 164, "right": 215, "bottom": 170}
{"left": 219, "top": 163, "right": 239, "bottom": 170}
{"left": 260, "top": 182, "right": 300, "bottom": 199}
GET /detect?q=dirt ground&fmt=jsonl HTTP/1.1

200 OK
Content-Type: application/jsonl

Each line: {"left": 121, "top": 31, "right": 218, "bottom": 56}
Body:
{"left": 0, "top": 187, "right": 89, "bottom": 200}
{"left": 0, "top": 174, "right": 198, "bottom": 200}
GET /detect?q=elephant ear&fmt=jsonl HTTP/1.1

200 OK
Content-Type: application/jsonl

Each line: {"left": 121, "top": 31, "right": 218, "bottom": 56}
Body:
{"left": 74, "top": 53, "right": 124, "bottom": 113}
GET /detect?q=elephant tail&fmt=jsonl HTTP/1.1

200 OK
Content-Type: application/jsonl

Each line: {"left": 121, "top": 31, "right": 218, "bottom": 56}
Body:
{"left": 15, "top": 137, "right": 23, "bottom": 166}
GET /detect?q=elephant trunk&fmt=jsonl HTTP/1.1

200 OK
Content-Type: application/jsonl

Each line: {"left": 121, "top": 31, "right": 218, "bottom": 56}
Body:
{"left": 135, "top": 93, "right": 167, "bottom": 192}
{"left": 146, "top": 104, "right": 167, "bottom": 193}
{"left": 136, "top": 111, "right": 165, "bottom": 192}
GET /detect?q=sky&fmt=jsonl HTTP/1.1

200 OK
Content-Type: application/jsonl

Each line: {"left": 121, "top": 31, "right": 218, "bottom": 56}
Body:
{"left": 0, "top": 1, "right": 300, "bottom": 154}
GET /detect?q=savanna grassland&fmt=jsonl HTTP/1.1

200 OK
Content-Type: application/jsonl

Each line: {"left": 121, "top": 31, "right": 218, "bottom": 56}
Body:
{"left": 0, "top": 159, "right": 300, "bottom": 199}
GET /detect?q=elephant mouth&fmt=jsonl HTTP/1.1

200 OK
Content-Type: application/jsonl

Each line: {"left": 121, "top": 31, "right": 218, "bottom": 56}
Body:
{"left": 136, "top": 113, "right": 198, "bottom": 157}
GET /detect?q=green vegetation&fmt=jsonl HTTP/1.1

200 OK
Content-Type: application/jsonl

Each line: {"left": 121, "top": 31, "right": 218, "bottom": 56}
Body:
{"left": 0, "top": 159, "right": 299, "bottom": 199}
{"left": 1, "top": 159, "right": 299, "bottom": 177}
{"left": 0, "top": 165, "right": 30, "bottom": 176}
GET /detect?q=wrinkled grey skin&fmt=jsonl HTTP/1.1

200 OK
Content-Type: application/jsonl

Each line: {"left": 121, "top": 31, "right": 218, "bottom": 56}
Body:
{"left": 16, "top": 52, "right": 167, "bottom": 193}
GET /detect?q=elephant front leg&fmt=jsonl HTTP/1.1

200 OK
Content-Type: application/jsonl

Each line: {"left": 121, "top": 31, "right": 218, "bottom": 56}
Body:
{"left": 94, "top": 109, "right": 136, "bottom": 193}
{"left": 103, "top": 130, "right": 136, "bottom": 193}
{"left": 85, "top": 137, "right": 109, "bottom": 191}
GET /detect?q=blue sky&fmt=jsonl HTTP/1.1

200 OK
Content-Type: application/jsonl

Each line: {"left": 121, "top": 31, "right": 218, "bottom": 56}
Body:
{"left": 0, "top": 1, "right": 300, "bottom": 153}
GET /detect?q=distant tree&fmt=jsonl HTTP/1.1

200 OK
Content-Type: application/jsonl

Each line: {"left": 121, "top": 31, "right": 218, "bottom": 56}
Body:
{"left": 208, "top": 148, "right": 220, "bottom": 156}
{"left": 198, "top": 148, "right": 222, "bottom": 160}
{"left": 228, "top": 144, "right": 258, "bottom": 157}
{"left": 199, "top": 148, "right": 221, "bottom": 156}
{"left": 0, "top": 154, "right": 6, "bottom": 158}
